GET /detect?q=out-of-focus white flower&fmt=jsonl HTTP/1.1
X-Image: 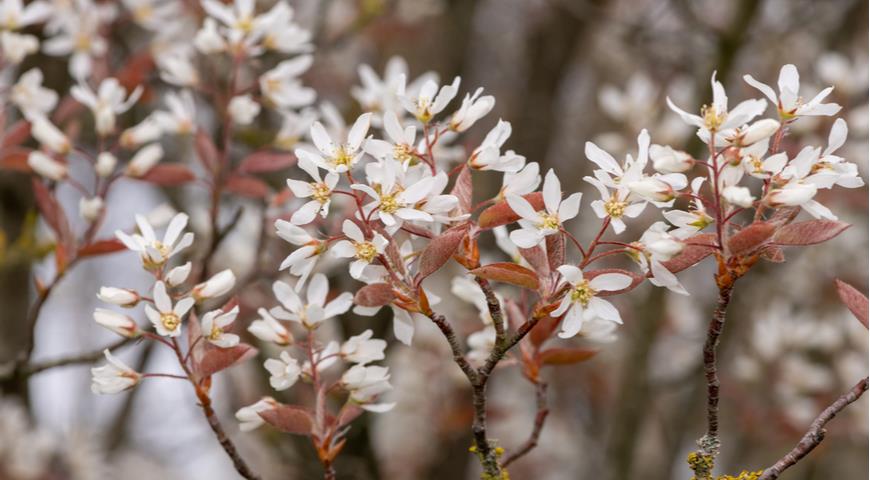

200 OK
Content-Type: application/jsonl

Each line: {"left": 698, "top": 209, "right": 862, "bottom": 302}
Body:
{"left": 71, "top": 78, "right": 142, "bottom": 135}
{"left": 93, "top": 308, "right": 139, "bottom": 337}
{"left": 31, "top": 117, "right": 70, "bottom": 154}
{"left": 79, "top": 196, "right": 104, "bottom": 221}
{"left": 468, "top": 120, "right": 524, "bottom": 172}
{"left": 449, "top": 87, "right": 494, "bottom": 132}
{"left": 192, "top": 269, "right": 236, "bottom": 301}
{"left": 248, "top": 308, "right": 292, "bottom": 345}
{"left": 235, "top": 397, "right": 277, "bottom": 432}
{"left": 304, "top": 113, "right": 371, "bottom": 173}
{"left": 125, "top": 143, "right": 164, "bottom": 177}
{"left": 91, "top": 350, "right": 140, "bottom": 394}
{"left": 259, "top": 55, "right": 315, "bottom": 109}
{"left": 123, "top": 0, "right": 180, "bottom": 30}
{"left": 285, "top": 156, "right": 339, "bottom": 225}
{"left": 765, "top": 181, "right": 834, "bottom": 219}
{"left": 95, "top": 152, "right": 117, "bottom": 177}
{"left": 341, "top": 364, "right": 394, "bottom": 412}
{"left": 649, "top": 144, "right": 693, "bottom": 173}
{"left": 270, "top": 273, "right": 352, "bottom": 329}
{"left": 744, "top": 64, "right": 841, "bottom": 119}
{"left": 120, "top": 117, "right": 162, "bottom": 149}
{"left": 0, "top": 0, "right": 52, "bottom": 30}
{"left": 499, "top": 162, "right": 541, "bottom": 199}
{"left": 275, "top": 220, "right": 324, "bottom": 289}
{"left": 352, "top": 56, "right": 436, "bottom": 122}
{"left": 115, "top": 212, "right": 194, "bottom": 268}
{"left": 144, "top": 281, "right": 194, "bottom": 337}
{"left": 166, "top": 262, "right": 192, "bottom": 287}
{"left": 341, "top": 329, "right": 387, "bottom": 365}
{"left": 451, "top": 276, "right": 504, "bottom": 325}
{"left": 97, "top": 287, "right": 139, "bottom": 307}
{"left": 506, "top": 169, "right": 582, "bottom": 248}
{"left": 399, "top": 76, "right": 460, "bottom": 123}
{"left": 152, "top": 90, "right": 197, "bottom": 135}
{"left": 264, "top": 351, "right": 302, "bottom": 391}
{"left": 157, "top": 49, "right": 199, "bottom": 86}
{"left": 11, "top": 69, "right": 57, "bottom": 119}
{"left": 201, "top": 306, "right": 240, "bottom": 348}
{"left": 255, "top": 2, "right": 311, "bottom": 53}
{"left": 274, "top": 108, "right": 317, "bottom": 150}
{"left": 353, "top": 160, "right": 440, "bottom": 227}
{"left": 194, "top": 18, "right": 226, "bottom": 53}
{"left": 228, "top": 95, "right": 261, "bottom": 125}
{"left": 722, "top": 185, "right": 754, "bottom": 208}
{"left": 332, "top": 220, "right": 388, "bottom": 279}
{"left": 42, "top": 8, "right": 108, "bottom": 79}
{"left": 27, "top": 151, "right": 67, "bottom": 181}
{"left": 552, "top": 266, "right": 632, "bottom": 338}
{"left": 0, "top": 30, "right": 38, "bottom": 63}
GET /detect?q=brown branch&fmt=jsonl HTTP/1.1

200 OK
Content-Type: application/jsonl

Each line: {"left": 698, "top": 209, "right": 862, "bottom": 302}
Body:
{"left": 501, "top": 381, "right": 549, "bottom": 468}
{"left": 21, "top": 336, "right": 134, "bottom": 376}
{"left": 696, "top": 283, "right": 734, "bottom": 456}
{"left": 757, "top": 377, "right": 868, "bottom": 480}
{"left": 475, "top": 277, "right": 506, "bottom": 345}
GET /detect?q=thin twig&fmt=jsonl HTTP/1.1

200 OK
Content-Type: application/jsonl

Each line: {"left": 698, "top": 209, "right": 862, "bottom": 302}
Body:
{"left": 696, "top": 283, "right": 734, "bottom": 456}
{"left": 757, "top": 377, "right": 868, "bottom": 480}
{"left": 22, "top": 336, "right": 134, "bottom": 376}
{"left": 501, "top": 381, "right": 549, "bottom": 468}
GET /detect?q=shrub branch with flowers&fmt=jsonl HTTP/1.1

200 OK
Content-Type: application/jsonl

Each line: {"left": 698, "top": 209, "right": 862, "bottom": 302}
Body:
{"left": 0, "top": 1, "right": 866, "bottom": 479}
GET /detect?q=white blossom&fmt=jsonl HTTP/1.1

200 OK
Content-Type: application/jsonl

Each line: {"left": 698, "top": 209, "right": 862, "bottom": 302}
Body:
{"left": 144, "top": 281, "right": 194, "bottom": 337}
{"left": 93, "top": 308, "right": 139, "bottom": 337}
{"left": 201, "top": 306, "right": 240, "bottom": 348}
{"left": 506, "top": 169, "right": 582, "bottom": 248}
{"left": 270, "top": 273, "right": 352, "bottom": 329}
{"left": 332, "top": 220, "right": 388, "bottom": 279}
{"left": 552, "top": 266, "right": 632, "bottom": 338}
{"left": 744, "top": 64, "right": 841, "bottom": 119}
{"left": 91, "top": 350, "right": 140, "bottom": 394}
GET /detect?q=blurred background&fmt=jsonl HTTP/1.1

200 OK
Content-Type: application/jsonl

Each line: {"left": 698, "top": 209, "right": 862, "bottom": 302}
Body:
{"left": 0, "top": 0, "right": 867, "bottom": 479}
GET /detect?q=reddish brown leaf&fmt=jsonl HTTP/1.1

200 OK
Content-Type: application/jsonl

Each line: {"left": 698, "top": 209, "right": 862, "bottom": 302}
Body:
{"left": 2, "top": 120, "right": 31, "bottom": 148}
{"left": 835, "top": 279, "right": 868, "bottom": 329}
{"left": 546, "top": 233, "right": 565, "bottom": 271}
{"left": 415, "top": 223, "right": 469, "bottom": 283}
{"left": 529, "top": 313, "right": 561, "bottom": 347}
{"left": 772, "top": 220, "right": 850, "bottom": 246}
{"left": 471, "top": 262, "right": 540, "bottom": 290}
{"left": 195, "top": 130, "right": 220, "bottom": 172}
{"left": 585, "top": 268, "right": 645, "bottom": 297}
{"left": 336, "top": 404, "right": 364, "bottom": 428}
{"left": 237, "top": 150, "right": 296, "bottom": 174}
{"left": 661, "top": 233, "right": 717, "bottom": 273}
{"left": 77, "top": 239, "right": 127, "bottom": 257}
{"left": 114, "top": 51, "right": 155, "bottom": 94}
{"left": 31, "top": 179, "right": 75, "bottom": 261}
{"left": 538, "top": 347, "right": 598, "bottom": 365}
{"left": 196, "top": 343, "right": 257, "bottom": 378}
{"left": 450, "top": 166, "right": 473, "bottom": 215}
{"left": 727, "top": 222, "right": 776, "bottom": 256}
{"left": 354, "top": 283, "right": 396, "bottom": 307}
{"left": 0, "top": 148, "right": 31, "bottom": 172}
{"left": 139, "top": 164, "right": 196, "bottom": 186}
{"left": 760, "top": 245, "right": 785, "bottom": 263}
{"left": 519, "top": 245, "right": 549, "bottom": 278}
{"left": 259, "top": 404, "right": 314, "bottom": 435}
{"left": 478, "top": 192, "right": 545, "bottom": 229}
{"left": 224, "top": 174, "right": 270, "bottom": 198}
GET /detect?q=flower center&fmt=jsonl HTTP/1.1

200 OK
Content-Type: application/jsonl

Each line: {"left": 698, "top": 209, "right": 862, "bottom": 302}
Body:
{"left": 75, "top": 33, "right": 92, "bottom": 52}
{"left": 569, "top": 280, "right": 596, "bottom": 307}
{"left": 701, "top": 104, "right": 726, "bottom": 130}
{"left": 688, "top": 211, "right": 714, "bottom": 229}
{"left": 415, "top": 99, "right": 433, "bottom": 123}
{"left": 354, "top": 241, "right": 378, "bottom": 262}
{"left": 160, "top": 312, "right": 180, "bottom": 332}
{"left": 311, "top": 182, "right": 332, "bottom": 204}
{"left": 331, "top": 145, "right": 354, "bottom": 168}
{"left": 393, "top": 144, "right": 415, "bottom": 163}
{"left": 604, "top": 197, "right": 628, "bottom": 218}
{"left": 538, "top": 212, "right": 560, "bottom": 231}
{"left": 208, "top": 325, "right": 223, "bottom": 341}
{"left": 235, "top": 15, "right": 254, "bottom": 33}
{"left": 379, "top": 190, "right": 402, "bottom": 213}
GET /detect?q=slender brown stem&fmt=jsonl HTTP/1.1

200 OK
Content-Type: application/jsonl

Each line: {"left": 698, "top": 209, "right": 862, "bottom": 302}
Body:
{"left": 475, "top": 278, "right": 505, "bottom": 345}
{"left": 696, "top": 283, "right": 734, "bottom": 456}
{"left": 21, "top": 336, "right": 133, "bottom": 376}
{"left": 501, "top": 381, "right": 549, "bottom": 468}
{"left": 757, "top": 377, "right": 868, "bottom": 480}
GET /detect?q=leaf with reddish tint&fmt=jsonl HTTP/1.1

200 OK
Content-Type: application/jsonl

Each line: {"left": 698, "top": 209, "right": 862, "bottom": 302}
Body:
{"left": 772, "top": 220, "right": 850, "bottom": 246}
{"left": 139, "top": 164, "right": 196, "bottom": 186}
{"left": 478, "top": 192, "right": 545, "bottom": 229}
{"left": 399, "top": 223, "right": 433, "bottom": 239}
{"left": 471, "top": 262, "right": 540, "bottom": 290}
{"left": 2, "top": 120, "right": 31, "bottom": 148}
{"left": 196, "top": 343, "right": 258, "bottom": 378}
{"left": 32, "top": 179, "right": 75, "bottom": 262}
{"left": 835, "top": 279, "right": 868, "bottom": 329}
{"left": 114, "top": 51, "right": 155, "bottom": 93}
{"left": 529, "top": 314, "right": 561, "bottom": 347}
{"left": 585, "top": 268, "right": 645, "bottom": 297}
{"left": 727, "top": 222, "right": 776, "bottom": 256}
{"left": 77, "top": 239, "right": 127, "bottom": 257}
{"left": 195, "top": 130, "right": 219, "bottom": 172}
{"left": 259, "top": 404, "right": 314, "bottom": 435}
{"left": 415, "top": 224, "right": 469, "bottom": 283}
{"left": 538, "top": 347, "right": 598, "bottom": 365}
{"left": 661, "top": 233, "right": 717, "bottom": 273}
{"left": 760, "top": 245, "right": 785, "bottom": 263}
{"left": 224, "top": 174, "right": 270, "bottom": 198}
{"left": 354, "top": 283, "right": 395, "bottom": 307}
{"left": 519, "top": 245, "right": 549, "bottom": 277}
{"left": 450, "top": 166, "right": 473, "bottom": 215}
{"left": 0, "top": 148, "right": 31, "bottom": 172}
{"left": 546, "top": 233, "right": 565, "bottom": 271}
{"left": 237, "top": 151, "right": 296, "bottom": 174}
{"left": 336, "top": 404, "right": 364, "bottom": 428}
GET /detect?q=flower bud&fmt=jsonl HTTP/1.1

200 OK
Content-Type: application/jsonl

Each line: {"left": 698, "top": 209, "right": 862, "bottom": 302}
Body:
{"left": 193, "top": 269, "right": 236, "bottom": 301}
{"left": 125, "top": 143, "right": 163, "bottom": 177}
{"left": 248, "top": 308, "right": 292, "bottom": 345}
{"left": 765, "top": 183, "right": 817, "bottom": 207}
{"left": 1, "top": 31, "right": 38, "bottom": 64}
{"left": 79, "top": 196, "right": 105, "bottom": 222}
{"left": 31, "top": 117, "right": 70, "bottom": 154}
{"left": 27, "top": 151, "right": 67, "bottom": 181}
{"left": 649, "top": 144, "right": 693, "bottom": 173}
{"left": 627, "top": 177, "right": 676, "bottom": 203}
{"left": 450, "top": 88, "right": 495, "bottom": 132}
{"left": 228, "top": 95, "right": 261, "bottom": 125}
{"left": 120, "top": 118, "right": 162, "bottom": 149}
{"left": 738, "top": 119, "right": 780, "bottom": 146}
{"left": 93, "top": 308, "right": 140, "bottom": 337}
{"left": 96, "top": 152, "right": 117, "bottom": 177}
{"left": 97, "top": 287, "right": 140, "bottom": 307}
{"left": 722, "top": 185, "right": 755, "bottom": 208}
{"left": 166, "top": 262, "right": 192, "bottom": 287}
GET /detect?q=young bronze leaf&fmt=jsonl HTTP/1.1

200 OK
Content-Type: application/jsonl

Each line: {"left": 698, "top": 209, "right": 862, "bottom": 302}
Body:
{"left": 259, "top": 404, "right": 314, "bottom": 436}
{"left": 546, "top": 233, "right": 565, "bottom": 271}
{"left": 661, "top": 233, "right": 717, "bottom": 273}
{"left": 478, "top": 192, "right": 545, "bottom": 229}
{"left": 538, "top": 348, "right": 598, "bottom": 365}
{"left": 835, "top": 279, "right": 868, "bottom": 329}
{"left": 77, "top": 239, "right": 127, "bottom": 257}
{"left": 196, "top": 343, "right": 258, "bottom": 378}
{"left": 471, "top": 262, "right": 540, "bottom": 290}
{"left": 2, "top": 120, "right": 31, "bottom": 148}
{"left": 354, "top": 283, "right": 396, "bottom": 307}
{"left": 195, "top": 129, "right": 219, "bottom": 172}
{"left": 450, "top": 165, "right": 473, "bottom": 215}
{"left": 237, "top": 151, "right": 296, "bottom": 174}
{"left": 415, "top": 224, "right": 469, "bottom": 283}
{"left": 139, "top": 164, "right": 196, "bottom": 186}
{"left": 224, "top": 174, "right": 271, "bottom": 198}
{"left": 519, "top": 245, "right": 550, "bottom": 277}
{"left": 727, "top": 222, "right": 776, "bottom": 256}
{"left": 772, "top": 220, "right": 850, "bottom": 246}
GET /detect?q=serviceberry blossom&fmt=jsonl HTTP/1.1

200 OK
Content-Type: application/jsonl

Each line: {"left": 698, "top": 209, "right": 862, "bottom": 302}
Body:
{"left": 264, "top": 351, "right": 302, "bottom": 391}
{"left": 144, "top": 281, "right": 194, "bottom": 337}
{"left": 302, "top": 113, "right": 372, "bottom": 173}
{"left": 235, "top": 397, "right": 278, "bottom": 432}
{"left": 11, "top": 68, "right": 58, "bottom": 119}
{"left": 115, "top": 213, "right": 194, "bottom": 268}
{"left": 201, "top": 306, "right": 241, "bottom": 348}
{"left": 91, "top": 350, "right": 141, "bottom": 395}
{"left": 192, "top": 269, "right": 237, "bottom": 301}
{"left": 340, "top": 330, "right": 387, "bottom": 365}
{"left": 275, "top": 220, "right": 324, "bottom": 288}
{"left": 71, "top": 78, "right": 143, "bottom": 136}
{"left": 93, "top": 309, "right": 139, "bottom": 338}
{"left": 270, "top": 274, "right": 353, "bottom": 329}
{"left": 248, "top": 308, "right": 292, "bottom": 346}
{"left": 97, "top": 287, "right": 140, "bottom": 307}
{"left": 744, "top": 64, "right": 842, "bottom": 119}
{"left": 400, "top": 76, "right": 460, "bottom": 123}
{"left": 341, "top": 365, "right": 394, "bottom": 412}
{"left": 468, "top": 120, "right": 525, "bottom": 172}
{"left": 552, "top": 266, "right": 633, "bottom": 338}
{"left": 332, "top": 220, "right": 389, "bottom": 278}
{"left": 507, "top": 169, "right": 582, "bottom": 248}
{"left": 285, "top": 157, "right": 339, "bottom": 225}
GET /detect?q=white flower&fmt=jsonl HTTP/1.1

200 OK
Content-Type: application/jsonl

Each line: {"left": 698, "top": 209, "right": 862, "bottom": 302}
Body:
{"left": 363, "top": 111, "right": 418, "bottom": 164}
{"left": 123, "top": 0, "right": 180, "bottom": 30}
{"left": 0, "top": 0, "right": 52, "bottom": 30}
{"left": 468, "top": 120, "right": 524, "bottom": 172}
{"left": 115, "top": 212, "right": 194, "bottom": 268}
{"left": 341, "top": 364, "right": 394, "bottom": 412}
{"left": 125, "top": 143, "right": 164, "bottom": 177}
{"left": 42, "top": 8, "right": 107, "bottom": 79}
{"left": 663, "top": 177, "right": 714, "bottom": 239}
{"left": 152, "top": 90, "right": 197, "bottom": 135}
{"left": 451, "top": 276, "right": 505, "bottom": 325}
{"left": 91, "top": 350, "right": 140, "bottom": 394}
{"left": 506, "top": 169, "right": 582, "bottom": 248}
{"left": 144, "top": 281, "right": 194, "bottom": 337}
{"left": 79, "top": 196, "right": 104, "bottom": 221}
{"left": 744, "top": 64, "right": 841, "bottom": 119}
{"left": 450, "top": 87, "right": 495, "bottom": 132}
{"left": 259, "top": 55, "right": 315, "bottom": 109}
{"left": 11, "top": 69, "right": 57, "bottom": 119}
{"left": 93, "top": 308, "right": 139, "bottom": 337}
{"left": 352, "top": 56, "right": 435, "bottom": 121}
{"left": 400, "top": 75, "right": 460, "bottom": 123}
{"left": 467, "top": 326, "right": 496, "bottom": 365}
{"left": 332, "top": 220, "right": 389, "bottom": 278}
{"left": 274, "top": 108, "right": 317, "bottom": 150}
{"left": 270, "top": 273, "right": 353, "bottom": 329}
{"left": 194, "top": 18, "right": 227, "bottom": 53}
{"left": 263, "top": 352, "right": 302, "bottom": 391}
{"left": 649, "top": 144, "right": 693, "bottom": 173}
{"left": 254, "top": 2, "right": 311, "bottom": 53}
{"left": 0, "top": 30, "right": 38, "bottom": 63}
{"left": 228, "top": 95, "right": 261, "bottom": 125}
{"left": 31, "top": 117, "right": 70, "bottom": 154}
{"left": 27, "top": 151, "right": 67, "bottom": 181}
{"left": 71, "top": 78, "right": 142, "bottom": 136}
{"left": 584, "top": 176, "right": 646, "bottom": 235}
{"left": 235, "top": 397, "right": 277, "bottom": 432}
{"left": 166, "top": 262, "right": 192, "bottom": 287}
{"left": 722, "top": 185, "right": 754, "bottom": 208}
{"left": 730, "top": 118, "right": 780, "bottom": 147}
{"left": 95, "top": 152, "right": 117, "bottom": 177}
{"left": 807, "top": 118, "right": 865, "bottom": 189}
{"left": 552, "top": 265, "right": 632, "bottom": 338}
{"left": 157, "top": 49, "right": 199, "bottom": 86}
{"left": 97, "top": 287, "right": 139, "bottom": 307}
{"left": 120, "top": 117, "right": 162, "bottom": 149}
{"left": 248, "top": 308, "right": 292, "bottom": 345}
{"left": 201, "top": 306, "right": 240, "bottom": 348}
{"left": 306, "top": 113, "right": 371, "bottom": 172}
{"left": 301, "top": 341, "right": 340, "bottom": 375}
{"left": 765, "top": 182, "right": 835, "bottom": 220}
{"left": 193, "top": 269, "right": 236, "bottom": 301}
{"left": 275, "top": 220, "right": 324, "bottom": 289}
{"left": 634, "top": 222, "right": 687, "bottom": 295}
{"left": 285, "top": 156, "right": 339, "bottom": 225}
{"left": 352, "top": 161, "right": 438, "bottom": 227}
{"left": 499, "top": 162, "right": 541, "bottom": 199}
{"left": 340, "top": 329, "right": 387, "bottom": 365}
